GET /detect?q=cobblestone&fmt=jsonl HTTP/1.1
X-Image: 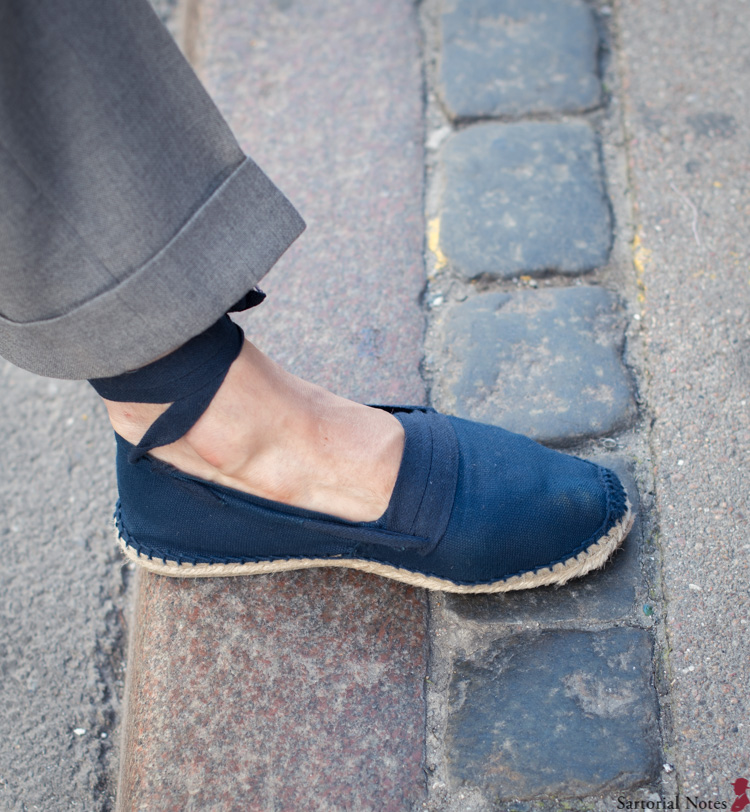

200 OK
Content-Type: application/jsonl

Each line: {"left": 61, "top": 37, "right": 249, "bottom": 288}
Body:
{"left": 434, "top": 286, "right": 636, "bottom": 445}
{"left": 439, "top": 0, "right": 602, "bottom": 119}
{"left": 445, "top": 628, "right": 660, "bottom": 800}
{"left": 437, "top": 121, "right": 612, "bottom": 279}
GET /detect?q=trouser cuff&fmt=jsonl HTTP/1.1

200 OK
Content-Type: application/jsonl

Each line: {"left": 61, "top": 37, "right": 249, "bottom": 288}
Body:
{"left": 0, "top": 157, "right": 305, "bottom": 379}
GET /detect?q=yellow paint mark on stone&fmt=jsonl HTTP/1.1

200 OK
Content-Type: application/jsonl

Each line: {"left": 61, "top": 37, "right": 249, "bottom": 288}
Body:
{"left": 427, "top": 217, "right": 447, "bottom": 272}
{"left": 632, "top": 233, "right": 652, "bottom": 276}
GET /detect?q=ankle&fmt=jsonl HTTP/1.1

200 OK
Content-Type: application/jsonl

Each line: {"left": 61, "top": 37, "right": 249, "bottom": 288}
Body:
{"left": 103, "top": 399, "right": 170, "bottom": 446}
{"left": 101, "top": 340, "right": 406, "bottom": 521}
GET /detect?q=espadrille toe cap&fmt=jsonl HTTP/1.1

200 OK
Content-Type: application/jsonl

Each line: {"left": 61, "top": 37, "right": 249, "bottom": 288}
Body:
{"left": 400, "top": 413, "right": 629, "bottom": 587}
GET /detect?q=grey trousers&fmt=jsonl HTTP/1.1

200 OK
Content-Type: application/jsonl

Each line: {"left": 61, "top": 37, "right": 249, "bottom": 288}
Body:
{"left": 0, "top": 0, "right": 305, "bottom": 380}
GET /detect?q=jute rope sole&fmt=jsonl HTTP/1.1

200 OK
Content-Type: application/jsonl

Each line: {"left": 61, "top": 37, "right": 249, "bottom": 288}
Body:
{"left": 115, "top": 501, "right": 632, "bottom": 594}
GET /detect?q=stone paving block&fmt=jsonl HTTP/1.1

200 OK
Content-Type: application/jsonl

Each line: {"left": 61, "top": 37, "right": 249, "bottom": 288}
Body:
{"left": 444, "top": 456, "right": 643, "bottom": 624}
{"left": 436, "top": 286, "right": 637, "bottom": 445}
{"left": 120, "top": 570, "right": 428, "bottom": 812}
{"left": 199, "top": 0, "right": 426, "bottom": 404}
{"left": 446, "top": 628, "right": 660, "bottom": 800}
{"left": 438, "top": 121, "right": 612, "bottom": 278}
{"left": 439, "top": 0, "right": 602, "bottom": 119}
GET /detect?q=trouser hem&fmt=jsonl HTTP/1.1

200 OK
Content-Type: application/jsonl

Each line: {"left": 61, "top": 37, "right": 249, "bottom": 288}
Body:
{"left": 0, "top": 157, "right": 305, "bottom": 379}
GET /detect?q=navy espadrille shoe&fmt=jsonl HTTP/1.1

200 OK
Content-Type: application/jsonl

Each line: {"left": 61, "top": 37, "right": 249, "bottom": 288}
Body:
{"left": 113, "top": 405, "right": 632, "bottom": 593}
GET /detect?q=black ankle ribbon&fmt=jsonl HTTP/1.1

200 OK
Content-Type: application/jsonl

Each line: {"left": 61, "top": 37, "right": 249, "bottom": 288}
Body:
{"left": 89, "top": 289, "right": 264, "bottom": 464}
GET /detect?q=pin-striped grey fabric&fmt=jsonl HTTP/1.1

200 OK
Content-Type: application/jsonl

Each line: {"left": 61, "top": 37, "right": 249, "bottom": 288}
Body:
{"left": 0, "top": 0, "right": 305, "bottom": 379}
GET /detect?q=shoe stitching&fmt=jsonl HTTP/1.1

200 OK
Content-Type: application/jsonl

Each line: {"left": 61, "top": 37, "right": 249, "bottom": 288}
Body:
{"left": 115, "top": 508, "right": 630, "bottom": 592}
{"left": 114, "top": 499, "right": 631, "bottom": 587}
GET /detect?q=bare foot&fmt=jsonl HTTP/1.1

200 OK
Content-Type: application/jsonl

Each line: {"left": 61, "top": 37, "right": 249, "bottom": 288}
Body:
{"left": 103, "top": 341, "right": 405, "bottom": 523}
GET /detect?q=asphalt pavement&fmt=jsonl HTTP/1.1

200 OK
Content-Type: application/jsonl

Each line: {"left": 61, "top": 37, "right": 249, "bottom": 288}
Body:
{"left": 619, "top": 0, "right": 750, "bottom": 799}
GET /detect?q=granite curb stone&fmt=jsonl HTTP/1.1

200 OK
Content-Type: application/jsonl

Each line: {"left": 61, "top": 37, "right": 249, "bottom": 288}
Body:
{"left": 201, "top": 0, "right": 426, "bottom": 403}
{"left": 445, "top": 627, "right": 661, "bottom": 800}
{"left": 435, "top": 286, "right": 636, "bottom": 445}
{"left": 438, "top": 121, "right": 613, "bottom": 278}
{"left": 439, "top": 0, "right": 602, "bottom": 119}
{"left": 118, "top": 1, "right": 430, "bottom": 810}
{"left": 120, "top": 571, "right": 428, "bottom": 811}
{"left": 444, "top": 455, "right": 644, "bottom": 624}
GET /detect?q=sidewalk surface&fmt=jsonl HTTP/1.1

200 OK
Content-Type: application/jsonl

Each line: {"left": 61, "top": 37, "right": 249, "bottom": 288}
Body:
{"left": 0, "top": 0, "right": 747, "bottom": 810}
{"left": 618, "top": 0, "right": 749, "bottom": 797}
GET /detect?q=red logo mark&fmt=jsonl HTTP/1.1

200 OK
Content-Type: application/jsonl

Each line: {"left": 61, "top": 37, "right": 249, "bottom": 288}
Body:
{"left": 732, "top": 778, "right": 750, "bottom": 812}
